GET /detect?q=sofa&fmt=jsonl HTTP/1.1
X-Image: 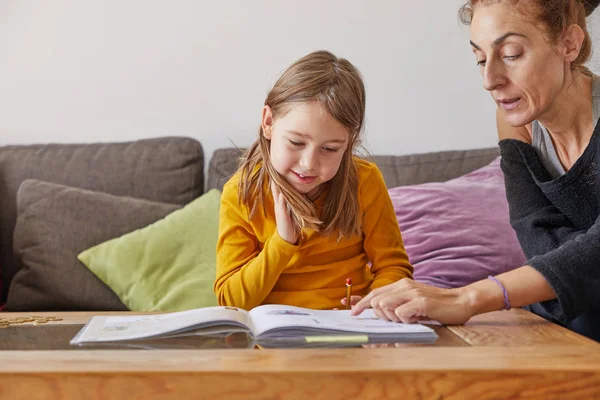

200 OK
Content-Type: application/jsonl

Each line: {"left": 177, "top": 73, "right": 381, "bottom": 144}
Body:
{"left": 0, "top": 137, "right": 502, "bottom": 311}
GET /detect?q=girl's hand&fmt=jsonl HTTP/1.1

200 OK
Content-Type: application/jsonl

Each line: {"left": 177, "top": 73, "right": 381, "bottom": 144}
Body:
{"left": 271, "top": 182, "right": 298, "bottom": 245}
{"left": 340, "top": 295, "right": 362, "bottom": 308}
{"left": 351, "top": 279, "right": 475, "bottom": 325}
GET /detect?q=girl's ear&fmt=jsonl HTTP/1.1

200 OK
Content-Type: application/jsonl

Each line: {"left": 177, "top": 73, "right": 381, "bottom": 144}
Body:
{"left": 262, "top": 106, "right": 274, "bottom": 140}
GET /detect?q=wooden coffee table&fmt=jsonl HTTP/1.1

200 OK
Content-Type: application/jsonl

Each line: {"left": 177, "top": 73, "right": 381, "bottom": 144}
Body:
{"left": 1, "top": 308, "right": 599, "bottom": 399}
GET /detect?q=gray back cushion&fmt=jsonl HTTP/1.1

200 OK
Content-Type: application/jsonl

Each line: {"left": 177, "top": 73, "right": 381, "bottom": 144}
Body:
{"left": 206, "top": 147, "right": 500, "bottom": 191}
{"left": 367, "top": 148, "right": 500, "bottom": 187}
{"left": 0, "top": 137, "right": 204, "bottom": 300}
{"left": 7, "top": 180, "right": 180, "bottom": 311}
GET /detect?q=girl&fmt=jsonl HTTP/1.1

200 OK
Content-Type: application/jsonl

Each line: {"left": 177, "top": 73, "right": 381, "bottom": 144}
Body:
{"left": 214, "top": 50, "right": 413, "bottom": 310}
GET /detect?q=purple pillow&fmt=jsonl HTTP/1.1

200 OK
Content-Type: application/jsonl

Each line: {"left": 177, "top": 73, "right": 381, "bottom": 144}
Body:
{"left": 388, "top": 157, "right": 525, "bottom": 289}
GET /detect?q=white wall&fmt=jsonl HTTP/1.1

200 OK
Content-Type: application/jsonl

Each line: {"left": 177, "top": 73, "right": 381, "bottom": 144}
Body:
{"left": 1, "top": 0, "right": 599, "bottom": 164}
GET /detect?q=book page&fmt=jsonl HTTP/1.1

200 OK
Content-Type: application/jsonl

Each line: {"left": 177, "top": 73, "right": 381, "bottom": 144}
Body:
{"left": 71, "top": 306, "right": 253, "bottom": 344}
{"left": 249, "top": 305, "right": 434, "bottom": 337}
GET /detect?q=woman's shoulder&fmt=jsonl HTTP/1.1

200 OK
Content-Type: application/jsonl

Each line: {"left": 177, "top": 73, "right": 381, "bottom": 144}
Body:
{"left": 496, "top": 108, "right": 533, "bottom": 144}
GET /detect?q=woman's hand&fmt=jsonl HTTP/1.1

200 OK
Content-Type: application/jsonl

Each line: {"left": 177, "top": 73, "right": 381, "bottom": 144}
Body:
{"left": 271, "top": 182, "right": 298, "bottom": 245}
{"left": 351, "top": 279, "right": 475, "bottom": 325}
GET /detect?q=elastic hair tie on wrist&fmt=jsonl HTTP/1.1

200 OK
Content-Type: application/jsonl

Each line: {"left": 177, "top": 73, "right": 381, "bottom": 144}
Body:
{"left": 488, "top": 275, "right": 511, "bottom": 311}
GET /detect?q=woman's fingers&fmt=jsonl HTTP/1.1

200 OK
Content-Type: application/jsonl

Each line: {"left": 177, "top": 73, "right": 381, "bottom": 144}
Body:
{"left": 354, "top": 279, "right": 476, "bottom": 325}
{"left": 372, "top": 306, "right": 389, "bottom": 321}
{"left": 379, "top": 307, "right": 401, "bottom": 323}
{"left": 351, "top": 295, "right": 372, "bottom": 315}
{"left": 393, "top": 300, "right": 425, "bottom": 324}
{"left": 351, "top": 282, "right": 402, "bottom": 315}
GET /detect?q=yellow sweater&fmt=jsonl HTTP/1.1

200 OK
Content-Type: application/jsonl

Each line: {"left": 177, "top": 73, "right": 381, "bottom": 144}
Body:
{"left": 214, "top": 159, "right": 413, "bottom": 310}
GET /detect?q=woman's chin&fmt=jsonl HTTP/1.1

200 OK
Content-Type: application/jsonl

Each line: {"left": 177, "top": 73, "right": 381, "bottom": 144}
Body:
{"left": 502, "top": 110, "right": 535, "bottom": 128}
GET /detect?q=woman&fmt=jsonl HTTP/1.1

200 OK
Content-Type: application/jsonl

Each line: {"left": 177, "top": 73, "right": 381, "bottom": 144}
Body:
{"left": 352, "top": 0, "right": 600, "bottom": 341}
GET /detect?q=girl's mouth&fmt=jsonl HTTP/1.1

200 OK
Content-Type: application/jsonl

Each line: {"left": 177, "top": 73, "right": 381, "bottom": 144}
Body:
{"left": 292, "top": 171, "right": 317, "bottom": 184}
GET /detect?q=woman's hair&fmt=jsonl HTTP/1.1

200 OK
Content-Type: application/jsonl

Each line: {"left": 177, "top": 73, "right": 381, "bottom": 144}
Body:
{"left": 458, "top": 0, "right": 600, "bottom": 74}
{"left": 237, "top": 50, "right": 366, "bottom": 239}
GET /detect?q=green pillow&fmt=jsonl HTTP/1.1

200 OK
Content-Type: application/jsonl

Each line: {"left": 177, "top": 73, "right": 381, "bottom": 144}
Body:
{"left": 78, "top": 189, "right": 221, "bottom": 312}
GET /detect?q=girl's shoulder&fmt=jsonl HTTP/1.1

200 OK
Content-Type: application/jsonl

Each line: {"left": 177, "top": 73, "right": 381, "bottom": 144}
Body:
{"left": 353, "top": 157, "right": 386, "bottom": 188}
{"left": 222, "top": 170, "right": 242, "bottom": 195}
{"left": 223, "top": 163, "right": 262, "bottom": 191}
{"left": 353, "top": 156, "right": 379, "bottom": 173}
{"left": 353, "top": 157, "right": 381, "bottom": 178}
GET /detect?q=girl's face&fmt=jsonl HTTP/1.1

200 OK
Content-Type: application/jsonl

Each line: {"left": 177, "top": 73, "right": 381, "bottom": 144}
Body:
{"left": 262, "top": 101, "right": 350, "bottom": 197}
{"left": 470, "top": 3, "right": 568, "bottom": 127}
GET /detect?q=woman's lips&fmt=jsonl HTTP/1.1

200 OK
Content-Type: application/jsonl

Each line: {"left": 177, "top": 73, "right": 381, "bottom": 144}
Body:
{"left": 292, "top": 171, "right": 317, "bottom": 184}
{"left": 497, "top": 98, "right": 521, "bottom": 111}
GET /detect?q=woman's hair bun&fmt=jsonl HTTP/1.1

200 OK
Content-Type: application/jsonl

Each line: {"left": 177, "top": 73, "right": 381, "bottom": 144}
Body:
{"left": 582, "top": 0, "right": 600, "bottom": 17}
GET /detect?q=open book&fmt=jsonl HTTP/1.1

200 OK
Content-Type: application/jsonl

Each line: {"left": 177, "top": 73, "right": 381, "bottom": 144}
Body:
{"left": 70, "top": 304, "right": 438, "bottom": 347}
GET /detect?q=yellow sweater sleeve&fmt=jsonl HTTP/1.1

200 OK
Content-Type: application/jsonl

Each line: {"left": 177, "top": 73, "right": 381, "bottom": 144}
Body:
{"left": 214, "top": 181, "right": 299, "bottom": 310}
{"left": 360, "top": 163, "right": 413, "bottom": 290}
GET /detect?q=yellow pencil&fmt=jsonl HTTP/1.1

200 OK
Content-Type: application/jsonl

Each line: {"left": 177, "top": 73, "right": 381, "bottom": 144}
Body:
{"left": 345, "top": 278, "right": 352, "bottom": 310}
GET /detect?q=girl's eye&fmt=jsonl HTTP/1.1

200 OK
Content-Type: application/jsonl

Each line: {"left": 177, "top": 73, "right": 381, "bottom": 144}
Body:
{"left": 289, "top": 140, "right": 303, "bottom": 147}
{"left": 323, "top": 147, "right": 339, "bottom": 153}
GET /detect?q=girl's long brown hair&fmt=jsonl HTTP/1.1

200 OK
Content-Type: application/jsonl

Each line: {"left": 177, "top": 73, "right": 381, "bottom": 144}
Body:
{"left": 237, "top": 50, "right": 366, "bottom": 240}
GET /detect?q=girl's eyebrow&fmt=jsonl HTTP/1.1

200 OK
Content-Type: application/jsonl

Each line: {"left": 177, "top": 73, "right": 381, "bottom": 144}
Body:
{"left": 470, "top": 32, "right": 528, "bottom": 50}
{"left": 286, "top": 130, "right": 347, "bottom": 143}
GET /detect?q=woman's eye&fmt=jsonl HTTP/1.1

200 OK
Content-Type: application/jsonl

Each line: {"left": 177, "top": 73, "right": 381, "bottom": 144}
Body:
{"left": 504, "top": 54, "right": 520, "bottom": 61}
{"left": 289, "top": 140, "right": 303, "bottom": 147}
{"left": 323, "top": 147, "right": 339, "bottom": 153}
{"left": 476, "top": 60, "right": 486, "bottom": 67}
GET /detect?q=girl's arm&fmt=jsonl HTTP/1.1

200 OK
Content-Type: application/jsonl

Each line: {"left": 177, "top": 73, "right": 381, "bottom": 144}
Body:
{"left": 361, "top": 164, "right": 413, "bottom": 290}
{"left": 213, "top": 182, "right": 299, "bottom": 310}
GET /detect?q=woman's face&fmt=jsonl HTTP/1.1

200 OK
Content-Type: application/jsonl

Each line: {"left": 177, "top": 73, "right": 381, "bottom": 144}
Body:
{"left": 470, "top": 3, "right": 567, "bottom": 127}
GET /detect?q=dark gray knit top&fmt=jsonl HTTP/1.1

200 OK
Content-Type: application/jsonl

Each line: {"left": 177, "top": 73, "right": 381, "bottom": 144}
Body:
{"left": 499, "top": 108, "right": 600, "bottom": 340}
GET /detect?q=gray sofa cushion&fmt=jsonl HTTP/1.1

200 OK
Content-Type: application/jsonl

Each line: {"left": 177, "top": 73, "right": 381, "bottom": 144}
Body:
{"left": 0, "top": 137, "right": 203, "bottom": 300}
{"left": 207, "top": 148, "right": 244, "bottom": 192}
{"left": 206, "top": 147, "right": 500, "bottom": 191}
{"left": 368, "top": 148, "right": 500, "bottom": 188}
{"left": 6, "top": 180, "right": 180, "bottom": 311}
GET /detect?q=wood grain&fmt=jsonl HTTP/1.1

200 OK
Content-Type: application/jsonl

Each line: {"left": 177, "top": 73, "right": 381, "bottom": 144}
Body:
{"left": 1, "top": 347, "right": 600, "bottom": 399}
{"left": 448, "top": 308, "right": 598, "bottom": 346}
{"left": 0, "top": 371, "right": 599, "bottom": 400}
{"left": 3, "top": 346, "right": 600, "bottom": 372}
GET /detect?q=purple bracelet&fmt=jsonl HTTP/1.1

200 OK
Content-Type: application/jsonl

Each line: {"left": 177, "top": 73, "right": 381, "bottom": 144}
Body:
{"left": 488, "top": 275, "right": 511, "bottom": 310}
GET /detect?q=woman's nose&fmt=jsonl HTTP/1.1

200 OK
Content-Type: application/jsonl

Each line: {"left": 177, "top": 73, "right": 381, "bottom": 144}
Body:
{"left": 483, "top": 61, "right": 506, "bottom": 92}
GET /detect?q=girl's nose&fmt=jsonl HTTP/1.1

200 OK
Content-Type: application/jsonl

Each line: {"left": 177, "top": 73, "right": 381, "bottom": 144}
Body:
{"left": 300, "top": 151, "right": 319, "bottom": 171}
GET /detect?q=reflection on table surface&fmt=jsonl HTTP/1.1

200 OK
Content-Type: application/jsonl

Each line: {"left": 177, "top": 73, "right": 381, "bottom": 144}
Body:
{"left": 0, "top": 325, "right": 252, "bottom": 350}
{"left": 0, "top": 324, "right": 446, "bottom": 350}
